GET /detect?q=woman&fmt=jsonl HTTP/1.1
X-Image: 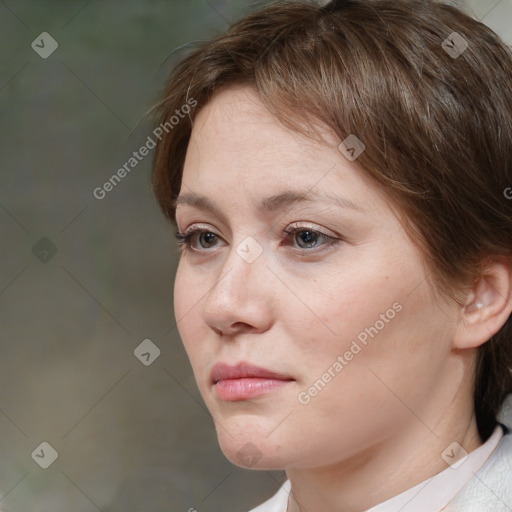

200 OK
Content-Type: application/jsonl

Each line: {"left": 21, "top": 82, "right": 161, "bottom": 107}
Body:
{"left": 151, "top": 0, "right": 512, "bottom": 510}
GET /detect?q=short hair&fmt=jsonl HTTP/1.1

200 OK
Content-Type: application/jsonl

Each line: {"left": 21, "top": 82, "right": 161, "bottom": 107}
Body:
{"left": 151, "top": 0, "right": 512, "bottom": 441}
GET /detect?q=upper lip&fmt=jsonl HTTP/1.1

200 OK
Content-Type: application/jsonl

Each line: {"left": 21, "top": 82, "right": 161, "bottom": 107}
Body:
{"left": 211, "top": 361, "right": 293, "bottom": 384}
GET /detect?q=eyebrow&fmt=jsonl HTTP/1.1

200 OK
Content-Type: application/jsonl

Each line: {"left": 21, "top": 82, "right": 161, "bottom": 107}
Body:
{"left": 172, "top": 190, "right": 367, "bottom": 218}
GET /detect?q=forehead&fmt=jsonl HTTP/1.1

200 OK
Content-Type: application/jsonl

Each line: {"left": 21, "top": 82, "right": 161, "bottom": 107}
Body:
{"left": 185, "top": 86, "right": 336, "bottom": 181}
{"left": 180, "top": 85, "right": 386, "bottom": 220}
{"left": 195, "top": 85, "right": 275, "bottom": 128}
{"left": 189, "top": 86, "right": 321, "bottom": 166}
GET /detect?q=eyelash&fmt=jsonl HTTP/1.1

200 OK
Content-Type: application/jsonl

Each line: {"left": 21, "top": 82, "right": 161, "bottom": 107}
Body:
{"left": 174, "top": 224, "right": 342, "bottom": 254}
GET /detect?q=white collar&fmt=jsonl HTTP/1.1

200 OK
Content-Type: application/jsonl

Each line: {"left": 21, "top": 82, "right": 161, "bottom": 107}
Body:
{"left": 367, "top": 424, "right": 504, "bottom": 512}
{"left": 248, "top": 424, "right": 505, "bottom": 512}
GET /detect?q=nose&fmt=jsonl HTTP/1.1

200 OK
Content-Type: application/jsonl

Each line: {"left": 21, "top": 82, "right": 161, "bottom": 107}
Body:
{"left": 201, "top": 239, "right": 274, "bottom": 337}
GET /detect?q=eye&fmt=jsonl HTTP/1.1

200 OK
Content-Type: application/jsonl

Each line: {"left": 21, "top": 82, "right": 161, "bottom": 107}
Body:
{"left": 174, "top": 227, "right": 223, "bottom": 251}
{"left": 174, "top": 223, "right": 342, "bottom": 254}
{"left": 282, "top": 224, "right": 339, "bottom": 250}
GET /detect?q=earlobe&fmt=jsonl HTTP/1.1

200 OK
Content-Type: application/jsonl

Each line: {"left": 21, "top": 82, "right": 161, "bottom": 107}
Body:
{"left": 453, "top": 255, "right": 512, "bottom": 350}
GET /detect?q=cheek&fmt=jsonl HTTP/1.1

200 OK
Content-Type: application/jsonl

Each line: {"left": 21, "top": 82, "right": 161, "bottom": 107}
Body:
{"left": 294, "top": 272, "right": 443, "bottom": 411}
{"left": 289, "top": 262, "right": 437, "bottom": 397}
{"left": 173, "top": 263, "right": 207, "bottom": 359}
{"left": 173, "top": 263, "right": 190, "bottom": 322}
{"left": 286, "top": 269, "right": 396, "bottom": 355}
{"left": 173, "top": 261, "right": 210, "bottom": 319}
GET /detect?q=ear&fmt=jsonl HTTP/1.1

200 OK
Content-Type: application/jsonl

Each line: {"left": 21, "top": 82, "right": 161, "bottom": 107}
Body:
{"left": 453, "top": 255, "right": 512, "bottom": 350}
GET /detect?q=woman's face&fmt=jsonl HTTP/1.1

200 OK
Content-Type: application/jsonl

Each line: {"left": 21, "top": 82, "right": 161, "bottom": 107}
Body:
{"left": 173, "top": 85, "right": 460, "bottom": 470}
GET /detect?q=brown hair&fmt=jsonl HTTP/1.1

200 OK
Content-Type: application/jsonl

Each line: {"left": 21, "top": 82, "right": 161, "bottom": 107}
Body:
{"left": 151, "top": 0, "right": 512, "bottom": 441}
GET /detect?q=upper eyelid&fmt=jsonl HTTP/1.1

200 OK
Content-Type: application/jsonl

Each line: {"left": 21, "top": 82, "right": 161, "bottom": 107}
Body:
{"left": 285, "top": 222, "right": 335, "bottom": 236}
{"left": 179, "top": 221, "right": 335, "bottom": 237}
{"left": 181, "top": 223, "right": 218, "bottom": 236}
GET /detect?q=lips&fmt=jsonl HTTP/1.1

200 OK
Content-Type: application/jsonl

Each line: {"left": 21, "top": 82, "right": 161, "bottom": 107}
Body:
{"left": 211, "top": 361, "right": 292, "bottom": 383}
{"left": 211, "top": 361, "right": 294, "bottom": 401}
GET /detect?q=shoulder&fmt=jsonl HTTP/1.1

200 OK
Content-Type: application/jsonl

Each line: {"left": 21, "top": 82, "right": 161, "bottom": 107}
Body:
{"left": 444, "top": 424, "right": 512, "bottom": 511}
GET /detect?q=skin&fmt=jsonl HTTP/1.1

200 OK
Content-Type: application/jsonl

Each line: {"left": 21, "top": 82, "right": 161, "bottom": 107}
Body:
{"left": 173, "top": 85, "right": 512, "bottom": 512}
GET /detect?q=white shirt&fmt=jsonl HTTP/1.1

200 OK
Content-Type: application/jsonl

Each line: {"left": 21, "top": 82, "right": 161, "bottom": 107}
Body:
{"left": 247, "top": 423, "right": 507, "bottom": 512}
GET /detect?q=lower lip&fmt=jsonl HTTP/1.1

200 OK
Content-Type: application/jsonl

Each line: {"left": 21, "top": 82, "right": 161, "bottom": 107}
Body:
{"left": 214, "top": 377, "right": 293, "bottom": 401}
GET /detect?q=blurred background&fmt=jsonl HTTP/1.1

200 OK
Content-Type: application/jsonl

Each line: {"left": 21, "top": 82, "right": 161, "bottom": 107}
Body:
{"left": 0, "top": 1, "right": 511, "bottom": 511}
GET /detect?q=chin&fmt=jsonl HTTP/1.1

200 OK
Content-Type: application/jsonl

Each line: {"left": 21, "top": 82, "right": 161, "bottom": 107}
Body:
{"left": 215, "top": 422, "right": 290, "bottom": 470}
{"left": 218, "top": 437, "right": 289, "bottom": 470}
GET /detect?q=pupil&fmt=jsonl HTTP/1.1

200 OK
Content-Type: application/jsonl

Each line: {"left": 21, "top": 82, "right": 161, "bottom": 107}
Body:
{"left": 202, "top": 232, "right": 216, "bottom": 246}
{"left": 299, "top": 230, "right": 316, "bottom": 247}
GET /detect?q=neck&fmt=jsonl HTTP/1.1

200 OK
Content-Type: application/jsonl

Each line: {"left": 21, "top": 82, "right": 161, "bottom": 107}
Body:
{"left": 286, "top": 399, "right": 481, "bottom": 512}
